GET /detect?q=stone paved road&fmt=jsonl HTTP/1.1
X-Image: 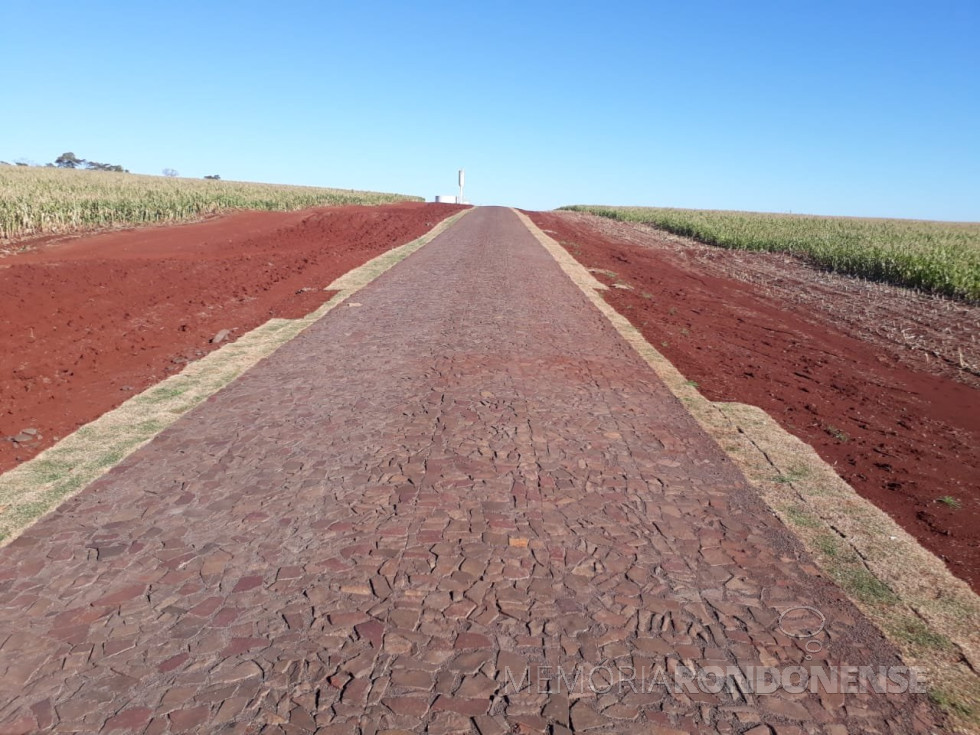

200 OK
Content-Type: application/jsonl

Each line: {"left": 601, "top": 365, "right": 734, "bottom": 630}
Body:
{"left": 0, "top": 208, "right": 940, "bottom": 734}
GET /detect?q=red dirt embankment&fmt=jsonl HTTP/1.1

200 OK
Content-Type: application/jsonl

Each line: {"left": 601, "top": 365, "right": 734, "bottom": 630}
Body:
{"left": 0, "top": 202, "right": 466, "bottom": 473}
{"left": 529, "top": 210, "right": 980, "bottom": 594}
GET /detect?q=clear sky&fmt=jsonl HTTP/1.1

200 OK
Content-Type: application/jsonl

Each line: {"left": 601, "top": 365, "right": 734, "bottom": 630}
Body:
{"left": 2, "top": 1, "right": 978, "bottom": 220}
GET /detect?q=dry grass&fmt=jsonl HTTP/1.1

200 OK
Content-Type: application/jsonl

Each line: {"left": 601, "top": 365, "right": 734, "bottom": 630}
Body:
{"left": 0, "top": 165, "right": 422, "bottom": 242}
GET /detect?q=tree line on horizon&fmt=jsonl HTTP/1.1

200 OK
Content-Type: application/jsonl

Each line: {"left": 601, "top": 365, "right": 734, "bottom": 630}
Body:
{"left": 0, "top": 153, "right": 220, "bottom": 180}
{"left": 53, "top": 151, "right": 127, "bottom": 172}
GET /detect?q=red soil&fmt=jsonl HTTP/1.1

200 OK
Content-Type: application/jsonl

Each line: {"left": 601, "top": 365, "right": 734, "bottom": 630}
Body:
{"left": 528, "top": 210, "right": 980, "bottom": 594}
{"left": 0, "top": 202, "right": 466, "bottom": 473}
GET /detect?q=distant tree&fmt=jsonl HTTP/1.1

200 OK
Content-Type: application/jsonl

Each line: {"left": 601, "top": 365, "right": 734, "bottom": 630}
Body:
{"left": 162, "top": 168, "right": 179, "bottom": 178}
{"left": 15, "top": 162, "right": 29, "bottom": 166}
{"left": 85, "top": 161, "right": 126, "bottom": 172}
{"left": 204, "top": 174, "right": 221, "bottom": 180}
{"left": 55, "top": 152, "right": 85, "bottom": 168}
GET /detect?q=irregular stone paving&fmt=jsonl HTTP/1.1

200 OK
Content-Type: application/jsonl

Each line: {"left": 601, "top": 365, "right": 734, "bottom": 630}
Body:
{"left": 0, "top": 208, "right": 940, "bottom": 734}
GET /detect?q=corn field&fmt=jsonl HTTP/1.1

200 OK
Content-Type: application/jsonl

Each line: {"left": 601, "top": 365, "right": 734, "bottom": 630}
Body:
{"left": 562, "top": 205, "right": 980, "bottom": 302}
{"left": 0, "top": 166, "right": 422, "bottom": 242}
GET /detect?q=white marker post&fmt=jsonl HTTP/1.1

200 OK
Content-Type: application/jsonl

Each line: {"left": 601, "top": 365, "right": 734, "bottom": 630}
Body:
{"left": 458, "top": 169, "right": 465, "bottom": 205}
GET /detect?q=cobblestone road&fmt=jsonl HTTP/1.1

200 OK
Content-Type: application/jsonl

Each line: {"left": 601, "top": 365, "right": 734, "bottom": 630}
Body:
{"left": 0, "top": 208, "right": 940, "bottom": 733}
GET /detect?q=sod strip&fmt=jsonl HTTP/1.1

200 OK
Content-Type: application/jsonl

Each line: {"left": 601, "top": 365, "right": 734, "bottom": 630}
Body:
{"left": 0, "top": 209, "right": 469, "bottom": 546}
{"left": 516, "top": 208, "right": 980, "bottom": 731}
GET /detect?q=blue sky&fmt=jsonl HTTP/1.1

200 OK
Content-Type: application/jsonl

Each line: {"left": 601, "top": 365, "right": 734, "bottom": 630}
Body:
{"left": 2, "top": 1, "right": 978, "bottom": 219}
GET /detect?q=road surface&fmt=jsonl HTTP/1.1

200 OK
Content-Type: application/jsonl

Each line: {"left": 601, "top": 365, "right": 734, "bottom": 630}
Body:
{"left": 0, "top": 208, "right": 938, "bottom": 733}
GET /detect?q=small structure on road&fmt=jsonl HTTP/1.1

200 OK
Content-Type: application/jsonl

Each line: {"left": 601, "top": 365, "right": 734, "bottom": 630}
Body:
{"left": 433, "top": 169, "right": 468, "bottom": 204}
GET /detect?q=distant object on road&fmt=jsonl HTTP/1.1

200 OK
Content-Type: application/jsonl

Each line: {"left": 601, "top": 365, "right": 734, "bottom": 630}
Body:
{"left": 433, "top": 169, "right": 469, "bottom": 205}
